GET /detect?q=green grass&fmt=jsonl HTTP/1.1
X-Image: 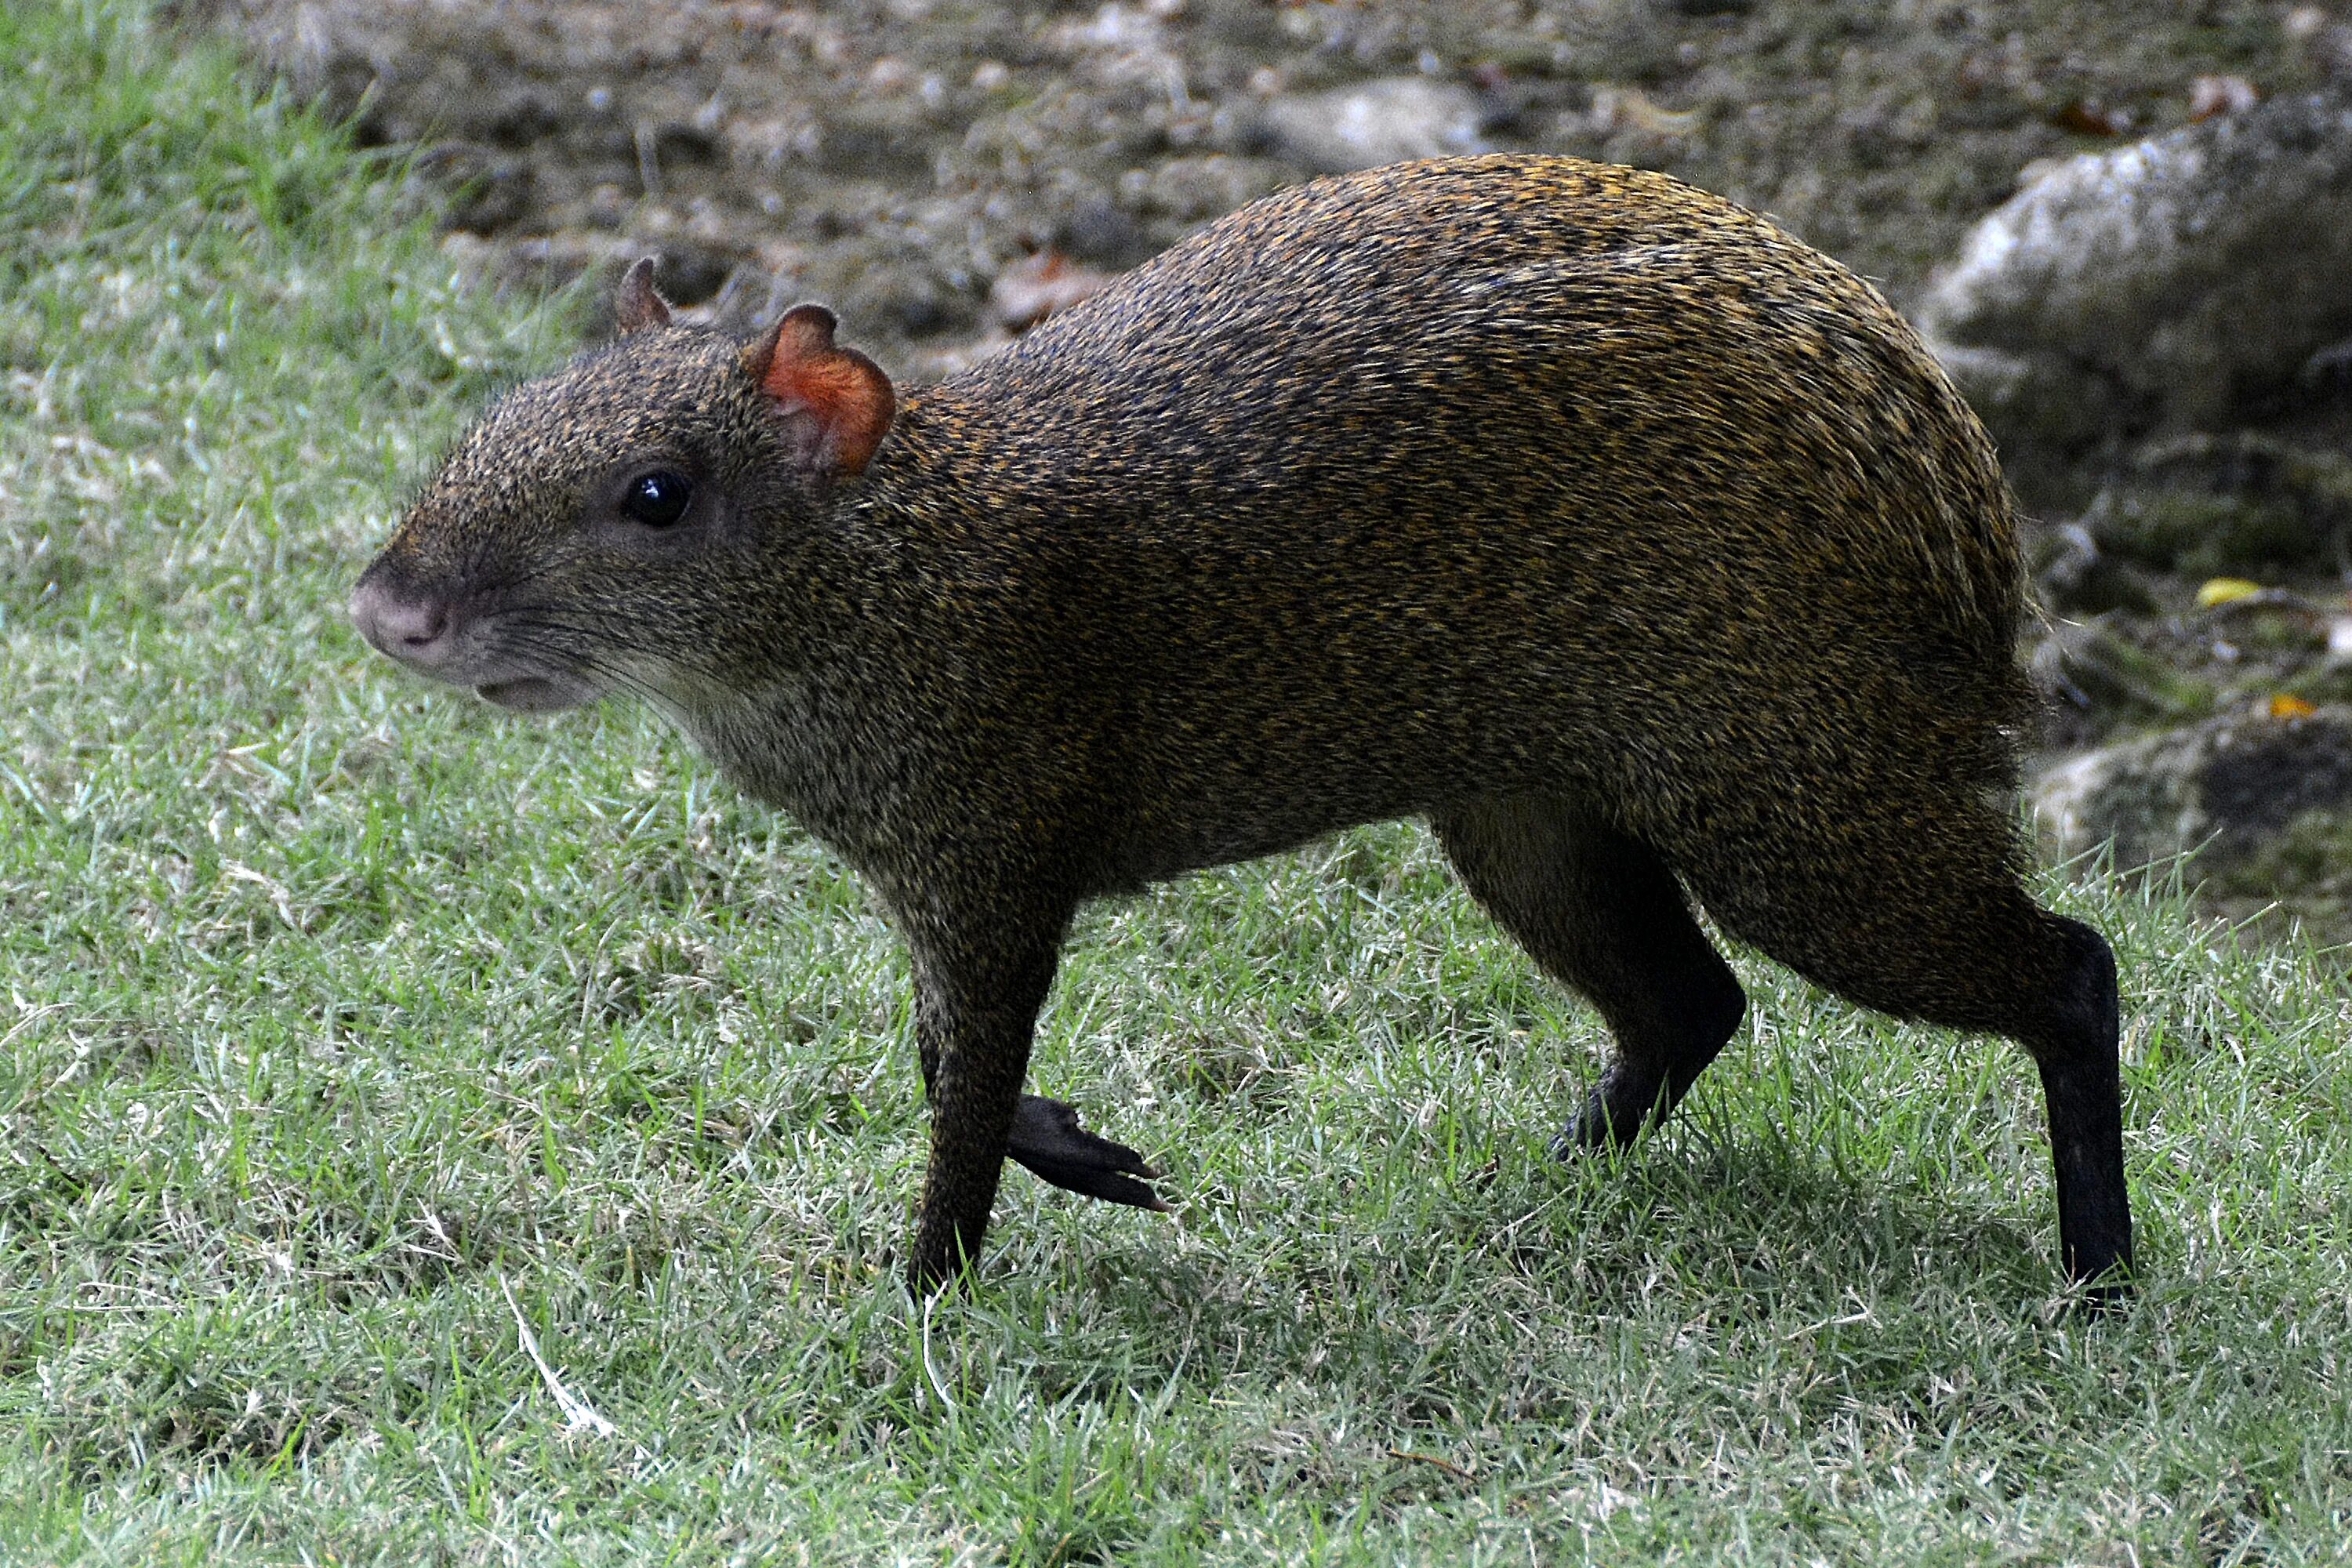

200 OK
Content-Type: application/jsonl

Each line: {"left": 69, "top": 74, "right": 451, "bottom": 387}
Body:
{"left": 5, "top": 3, "right": 2352, "bottom": 1562}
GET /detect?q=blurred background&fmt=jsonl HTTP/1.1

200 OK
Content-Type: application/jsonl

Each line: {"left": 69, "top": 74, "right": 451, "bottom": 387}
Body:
{"left": 181, "top": 0, "right": 2352, "bottom": 940}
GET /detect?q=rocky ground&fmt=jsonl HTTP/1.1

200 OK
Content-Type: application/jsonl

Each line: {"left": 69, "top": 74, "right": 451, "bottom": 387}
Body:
{"left": 183, "top": 0, "right": 2352, "bottom": 939}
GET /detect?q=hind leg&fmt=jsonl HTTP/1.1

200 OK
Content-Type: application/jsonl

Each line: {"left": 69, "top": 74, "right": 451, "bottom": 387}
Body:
{"left": 1432, "top": 797, "right": 1747, "bottom": 1152}
{"left": 2020, "top": 916, "right": 2131, "bottom": 1295}
{"left": 1687, "top": 811, "right": 2132, "bottom": 1296}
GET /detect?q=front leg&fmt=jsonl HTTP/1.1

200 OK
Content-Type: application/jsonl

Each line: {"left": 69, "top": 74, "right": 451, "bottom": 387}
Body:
{"left": 905, "top": 916, "right": 1066, "bottom": 1294}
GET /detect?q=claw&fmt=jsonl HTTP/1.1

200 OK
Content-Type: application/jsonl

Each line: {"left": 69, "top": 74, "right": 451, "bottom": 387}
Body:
{"left": 1007, "top": 1094, "right": 1173, "bottom": 1212}
{"left": 1553, "top": 1073, "right": 1672, "bottom": 1158}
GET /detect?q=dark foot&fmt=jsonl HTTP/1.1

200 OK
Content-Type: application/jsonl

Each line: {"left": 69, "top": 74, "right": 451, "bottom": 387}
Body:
{"left": 1007, "top": 1095, "right": 1172, "bottom": 1212}
{"left": 1551, "top": 1069, "right": 1673, "bottom": 1156}
{"left": 2069, "top": 1273, "right": 2135, "bottom": 1316}
{"left": 1552, "top": 981, "right": 1742, "bottom": 1158}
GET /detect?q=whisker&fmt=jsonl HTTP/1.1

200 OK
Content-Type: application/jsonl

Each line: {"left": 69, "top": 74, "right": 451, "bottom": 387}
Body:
{"left": 486, "top": 619, "right": 684, "bottom": 714}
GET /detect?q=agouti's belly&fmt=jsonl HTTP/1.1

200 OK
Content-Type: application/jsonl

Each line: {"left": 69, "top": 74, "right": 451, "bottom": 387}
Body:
{"left": 1087, "top": 680, "right": 1594, "bottom": 892}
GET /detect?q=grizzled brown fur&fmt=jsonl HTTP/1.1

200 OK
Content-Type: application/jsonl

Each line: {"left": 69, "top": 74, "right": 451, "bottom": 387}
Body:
{"left": 354, "top": 155, "right": 2132, "bottom": 1299}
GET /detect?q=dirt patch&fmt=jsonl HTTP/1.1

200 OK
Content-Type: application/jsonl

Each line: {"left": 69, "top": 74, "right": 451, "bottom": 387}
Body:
{"left": 180, "top": 0, "right": 2339, "bottom": 383}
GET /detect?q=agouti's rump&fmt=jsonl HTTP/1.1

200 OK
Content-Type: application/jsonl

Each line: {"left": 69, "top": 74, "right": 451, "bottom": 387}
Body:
{"left": 352, "top": 155, "right": 2130, "bottom": 1303}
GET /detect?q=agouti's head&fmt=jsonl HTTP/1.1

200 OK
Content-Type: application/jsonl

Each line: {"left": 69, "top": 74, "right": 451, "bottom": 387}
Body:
{"left": 350, "top": 260, "right": 896, "bottom": 717}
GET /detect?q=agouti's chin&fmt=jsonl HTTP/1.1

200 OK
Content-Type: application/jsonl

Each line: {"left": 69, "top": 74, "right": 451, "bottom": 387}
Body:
{"left": 475, "top": 677, "right": 586, "bottom": 713}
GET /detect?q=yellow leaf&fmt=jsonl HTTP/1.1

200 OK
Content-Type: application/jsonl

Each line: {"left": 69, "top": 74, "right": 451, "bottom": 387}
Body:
{"left": 2197, "top": 577, "right": 2263, "bottom": 608}
{"left": 2269, "top": 694, "right": 2318, "bottom": 720}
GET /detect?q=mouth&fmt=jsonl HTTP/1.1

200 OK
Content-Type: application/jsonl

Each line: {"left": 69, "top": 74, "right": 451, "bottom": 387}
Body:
{"left": 474, "top": 677, "right": 587, "bottom": 713}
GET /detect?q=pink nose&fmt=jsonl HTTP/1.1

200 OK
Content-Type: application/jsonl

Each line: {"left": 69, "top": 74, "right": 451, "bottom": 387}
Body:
{"left": 350, "top": 577, "right": 452, "bottom": 666}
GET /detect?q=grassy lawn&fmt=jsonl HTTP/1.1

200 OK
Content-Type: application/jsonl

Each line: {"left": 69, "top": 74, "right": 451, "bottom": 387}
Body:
{"left": 5, "top": 4, "right": 2351, "bottom": 1562}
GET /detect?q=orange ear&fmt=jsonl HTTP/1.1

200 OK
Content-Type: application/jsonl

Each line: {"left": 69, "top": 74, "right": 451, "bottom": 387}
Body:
{"left": 740, "top": 304, "right": 896, "bottom": 479}
{"left": 615, "top": 257, "right": 672, "bottom": 336}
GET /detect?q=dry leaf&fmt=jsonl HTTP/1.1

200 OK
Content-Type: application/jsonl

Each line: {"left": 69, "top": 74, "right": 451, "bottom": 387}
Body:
{"left": 989, "top": 250, "right": 1116, "bottom": 331}
{"left": 2196, "top": 577, "right": 2263, "bottom": 608}
{"left": 2269, "top": 693, "right": 2319, "bottom": 720}
{"left": 1591, "top": 86, "right": 1703, "bottom": 138}
{"left": 2050, "top": 99, "right": 2132, "bottom": 136}
{"left": 2189, "top": 74, "right": 2259, "bottom": 122}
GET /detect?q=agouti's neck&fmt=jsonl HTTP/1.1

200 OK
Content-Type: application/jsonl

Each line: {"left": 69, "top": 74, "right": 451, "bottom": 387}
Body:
{"left": 682, "top": 387, "right": 1045, "bottom": 862}
{"left": 849, "top": 383, "right": 1005, "bottom": 543}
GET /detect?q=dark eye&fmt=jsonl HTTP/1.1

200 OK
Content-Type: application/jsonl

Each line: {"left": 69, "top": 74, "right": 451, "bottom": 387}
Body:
{"left": 621, "top": 469, "right": 693, "bottom": 528}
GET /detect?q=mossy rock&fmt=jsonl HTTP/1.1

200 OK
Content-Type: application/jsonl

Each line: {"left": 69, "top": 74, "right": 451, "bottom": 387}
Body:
{"left": 2085, "top": 434, "right": 2352, "bottom": 575}
{"left": 2086, "top": 489, "right": 2328, "bottom": 577}
{"left": 2033, "top": 704, "right": 2352, "bottom": 938}
{"left": 2206, "top": 805, "right": 2352, "bottom": 938}
{"left": 2031, "top": 618, "right": 2217, "bottom": 728}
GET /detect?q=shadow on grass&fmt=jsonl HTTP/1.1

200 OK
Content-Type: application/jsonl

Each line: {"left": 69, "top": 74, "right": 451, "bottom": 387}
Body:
{"left": 954, "top": 1125, "right": 2060, "bottom": 1423}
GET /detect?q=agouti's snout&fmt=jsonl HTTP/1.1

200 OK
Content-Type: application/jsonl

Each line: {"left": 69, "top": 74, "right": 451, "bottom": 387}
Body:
{"left": 350, "top": 564, "right": 590, "bottom": 713}
{"left": 349, "top": 575, "right": 450, "bottom": 669}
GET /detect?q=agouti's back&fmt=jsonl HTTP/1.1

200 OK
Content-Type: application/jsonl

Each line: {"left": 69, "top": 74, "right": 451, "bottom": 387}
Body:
{"left": 353, "top": 154, "right": 2130, "bottom": 1301}
{"left": 869, "top": 156, "right": 2027, "bottom": 887}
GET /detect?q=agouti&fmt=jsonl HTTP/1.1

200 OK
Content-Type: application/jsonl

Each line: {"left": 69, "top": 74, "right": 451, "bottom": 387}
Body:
{"left": 352, "top": 154, "right": 2131, "bottom": 1300}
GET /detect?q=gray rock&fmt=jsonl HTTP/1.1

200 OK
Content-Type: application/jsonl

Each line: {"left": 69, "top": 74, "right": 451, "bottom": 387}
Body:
{"left": 1258, "top": 78, "right": 1492, "bottom": 176}
{"left": 1918, "top": 91, "right": 2352, "bottom": 456}
{"left": 2031, "top": 706, "right": 2352, "bottom": 871}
